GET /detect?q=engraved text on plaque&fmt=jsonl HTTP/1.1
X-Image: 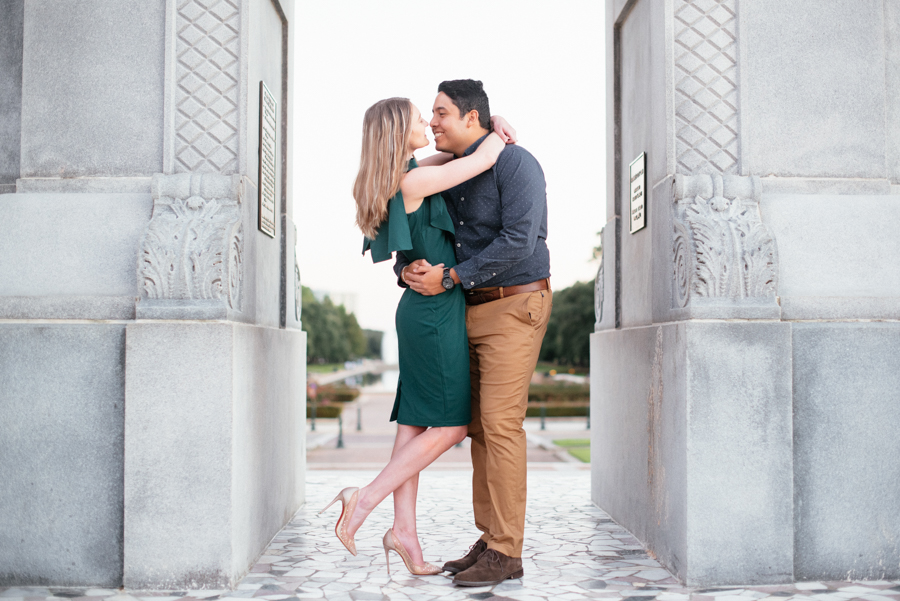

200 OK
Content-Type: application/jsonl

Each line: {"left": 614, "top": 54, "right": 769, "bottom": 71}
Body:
{"left": 258, "top": 81, "right": 277, "bottom": 238}
{"left": 629, "top": 152, "right": 646, "bottom": 234}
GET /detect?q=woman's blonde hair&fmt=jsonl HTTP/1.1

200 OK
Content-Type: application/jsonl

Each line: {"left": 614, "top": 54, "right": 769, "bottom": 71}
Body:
{"left": 353, "top": 97, "right": 413, "bottom": 239}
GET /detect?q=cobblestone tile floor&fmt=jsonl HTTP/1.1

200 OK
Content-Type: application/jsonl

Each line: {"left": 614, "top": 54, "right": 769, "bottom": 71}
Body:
{"left": 3, "top": 470, "right": 898, "bottom": 601}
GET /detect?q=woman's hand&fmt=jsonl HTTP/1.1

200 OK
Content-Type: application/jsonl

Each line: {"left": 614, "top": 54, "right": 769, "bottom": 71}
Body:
{"left": 475, "top": 131, "right": 506, "bottom": 165}
{"left": 490, "top": 115, "right": 517, "bottom": 144}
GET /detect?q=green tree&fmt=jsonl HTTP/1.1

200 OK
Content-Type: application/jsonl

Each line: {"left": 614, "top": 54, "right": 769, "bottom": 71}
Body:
{"left": 363, "top": 329, "right": 384, "bottom": 359}
{"left": 339, "top": 306, "right": 367, "bottom": 358}
{"left": 301, "top": 286, "right": 368, "bottom": 364}
{"left": 540, "top": 281, "right": 594, "bottom": 367}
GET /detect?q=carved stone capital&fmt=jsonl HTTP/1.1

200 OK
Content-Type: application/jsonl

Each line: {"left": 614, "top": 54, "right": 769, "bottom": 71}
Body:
{"left": 673, "top": 174, "right": 777, "bottom": 308}
{"left": 594, "top": 232, "right": 605, "bottom": 326}
{"left": 137, "top": 173, "right": 243, "bottom": 319}
{"left": 293, "top": 222, "right": 302, "bottom": 322}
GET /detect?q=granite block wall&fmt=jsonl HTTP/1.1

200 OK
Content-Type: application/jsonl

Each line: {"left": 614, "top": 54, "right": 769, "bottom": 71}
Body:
{"left": 123, "top": 322, "right": 306, "bottom": 590}
{"left": 792, "top": 323, "right": 900, "bottom": 581}
{"left": 0, "top": 325, "right": 126, "bottom": 586}
{"left": 0, "top": 0, "right": 23, "bottom": 194}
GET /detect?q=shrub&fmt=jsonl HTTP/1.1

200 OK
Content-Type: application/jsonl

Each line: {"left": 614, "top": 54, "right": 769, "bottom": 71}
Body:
{"left": 309, "top": 384, "right": 360, "bottom": 404}
{"left": 307, "top": 404, "right": 343, "bottom": 418}
{"left": 524, "top": 404, "right": 588, "bottom": 417}
{"left": 527, "top": 384, "right": 589, "bottom": 403}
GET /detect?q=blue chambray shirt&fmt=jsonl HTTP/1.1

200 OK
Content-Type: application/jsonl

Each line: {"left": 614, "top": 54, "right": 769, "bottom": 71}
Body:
{"left": 394, "top": 134, "right": 551, "bottom": 290}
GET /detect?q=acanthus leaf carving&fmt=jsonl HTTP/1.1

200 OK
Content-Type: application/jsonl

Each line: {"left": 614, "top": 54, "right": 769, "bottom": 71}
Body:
{"left": 594, "top": 229, "right": 604, "bottom": 325}
{"left": 672, "top": 219, "right": 692, "bottom": 309}
{"left": 294, "top": 251, "right": 302, "bottom": 321}
{"left": 139, "top": 172, "right": 244, "bottom": 312}
{"left": 672, "top": 174, "right": 777, "bottom": 306}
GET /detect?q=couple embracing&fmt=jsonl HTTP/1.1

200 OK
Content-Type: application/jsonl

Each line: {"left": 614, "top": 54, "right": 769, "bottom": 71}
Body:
{"left": 320, "top": 79, "right": 551, "bottom": 587}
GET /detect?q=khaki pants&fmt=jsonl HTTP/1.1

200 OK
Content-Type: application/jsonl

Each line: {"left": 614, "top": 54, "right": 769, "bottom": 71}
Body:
{"left": 465, "top": 287, "right": 552, "bottom": 557}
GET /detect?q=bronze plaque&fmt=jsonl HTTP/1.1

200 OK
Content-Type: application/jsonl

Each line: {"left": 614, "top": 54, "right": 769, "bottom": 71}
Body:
{"left": 258, "top": 81, "right": 277, "bottom": 238}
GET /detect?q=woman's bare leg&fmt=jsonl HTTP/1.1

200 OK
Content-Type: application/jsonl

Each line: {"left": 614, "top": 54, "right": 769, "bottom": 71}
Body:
{"left": 345, "top": 423, "right": 467, "bottom": 556}
{"left": 389, "top": 426, "right": 423, "bottom": 564}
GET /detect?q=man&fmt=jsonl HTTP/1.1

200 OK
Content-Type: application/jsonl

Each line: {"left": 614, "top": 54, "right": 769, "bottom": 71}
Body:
{"left": 395, "top": 79, "right": 552, "bottom": 587}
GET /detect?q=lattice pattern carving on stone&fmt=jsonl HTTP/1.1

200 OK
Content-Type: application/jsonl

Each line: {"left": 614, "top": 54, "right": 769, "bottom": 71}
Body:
{"left": 174, "top": 0, "right": 240, "bottom": 173}
{"left": 673, "top": 174, "right": 777, "bottom": 307}
{"left": 674, "top": 0, "right": 738, "bottom": 175}
{"left": 139, "top": 173, "right": 243, "bottom": 310}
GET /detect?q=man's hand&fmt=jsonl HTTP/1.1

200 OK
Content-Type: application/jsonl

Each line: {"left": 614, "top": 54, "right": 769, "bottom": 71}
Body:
{"left": 490, "top": 115, "right": 518, "bottom": 144}
{"left": 404, "top": 260, "right": 447, "bottom": 296}
{"left": 401, "top": 258, "right": 431, "bottom": 285}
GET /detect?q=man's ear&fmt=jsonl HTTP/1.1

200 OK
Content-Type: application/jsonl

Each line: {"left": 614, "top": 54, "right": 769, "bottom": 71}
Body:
{"left": 464, "top": 110, "right": 480, "bottom": 128}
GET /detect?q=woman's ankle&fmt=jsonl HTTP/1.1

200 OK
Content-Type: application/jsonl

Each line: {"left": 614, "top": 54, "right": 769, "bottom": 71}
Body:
{"left": 347, "top": 487, "right": 375, "bottom": 534}
{"left": 391, "top": 523, "right": 418, "bottom": 539}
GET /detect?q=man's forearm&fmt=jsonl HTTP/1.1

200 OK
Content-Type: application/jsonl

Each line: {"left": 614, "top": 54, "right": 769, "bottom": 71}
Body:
{"left": 393, "top": 251, "right": 411, "bottom": 288}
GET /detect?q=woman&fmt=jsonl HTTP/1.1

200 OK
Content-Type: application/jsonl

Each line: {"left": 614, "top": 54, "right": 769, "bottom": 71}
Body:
{"left": 319, "top": 97, "right": 512, "bottom": 575}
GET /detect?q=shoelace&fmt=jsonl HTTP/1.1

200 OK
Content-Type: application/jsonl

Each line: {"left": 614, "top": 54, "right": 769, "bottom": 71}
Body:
{"left": 467, "top": 541, "right": 486, "bottom": 557}
{"left": 481, "top": 549, "right": 503, "bottom": 565}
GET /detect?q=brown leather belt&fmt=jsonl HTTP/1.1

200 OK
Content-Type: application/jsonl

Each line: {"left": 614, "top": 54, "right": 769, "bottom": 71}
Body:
{"left": 464, "top": 278, "right": 550, "bottom": 306}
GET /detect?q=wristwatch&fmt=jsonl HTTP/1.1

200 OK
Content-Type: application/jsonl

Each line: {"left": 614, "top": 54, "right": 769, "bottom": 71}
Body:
{"left": 441, "top": 267, "right": 454, "bottom": 290}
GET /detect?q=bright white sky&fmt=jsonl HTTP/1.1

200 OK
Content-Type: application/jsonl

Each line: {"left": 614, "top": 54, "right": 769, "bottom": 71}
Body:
{"left": 292, "top": 0, "right": 606, "bottom": 332}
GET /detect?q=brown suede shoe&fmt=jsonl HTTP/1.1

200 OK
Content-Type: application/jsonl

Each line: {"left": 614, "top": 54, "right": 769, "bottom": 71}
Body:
{"left": 441, "top": 539, "right": 487, "bottom": 574}
{"left": 452, "top": 548, "right": 524, "bottom": 586}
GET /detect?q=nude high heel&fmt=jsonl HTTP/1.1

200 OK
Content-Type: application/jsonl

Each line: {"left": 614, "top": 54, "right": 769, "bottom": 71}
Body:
{"left": 382, "top": 528, "right": 443, "bottom": 575}
{"left": 319, "top": 487, "right": 360, "bottom": 556}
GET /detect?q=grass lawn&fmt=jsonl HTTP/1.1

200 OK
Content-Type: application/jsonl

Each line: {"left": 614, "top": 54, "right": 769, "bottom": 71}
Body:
{"left": 567, "top": 448, "right": 591, "bottom": 462}
{"left": 553, "top": 438, "right": 590, "bottom": 463}
{"left": 307, "top": 363, "right": 344, "bottom": 374}
{"left": 553, "top": 438, "right": 590, "bottom": 448}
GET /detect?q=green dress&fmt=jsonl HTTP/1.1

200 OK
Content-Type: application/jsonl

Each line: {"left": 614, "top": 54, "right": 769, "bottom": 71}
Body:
{"left": 362, "top": 158, "right": 471, "bottom": 427}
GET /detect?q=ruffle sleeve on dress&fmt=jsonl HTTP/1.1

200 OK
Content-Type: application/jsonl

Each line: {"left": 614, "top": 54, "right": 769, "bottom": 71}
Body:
{"left": 428, "top": 193, "right": 456, "bottom": 236}
{"left": 362, "top": 191, "right": 413, "bottom": 264}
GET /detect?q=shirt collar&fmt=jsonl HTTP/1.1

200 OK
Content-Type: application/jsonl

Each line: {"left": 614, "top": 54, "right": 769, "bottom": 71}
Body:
{"left": 461, "top": 133, "right": 491, "bottom": 157}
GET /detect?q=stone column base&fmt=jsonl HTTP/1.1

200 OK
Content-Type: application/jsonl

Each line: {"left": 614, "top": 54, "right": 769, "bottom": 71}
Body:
{"left": 590, "top": 322, "right": 794, "bottom": 585}
{"left": 124, "top": 322, "right": 306, "bottom": 589}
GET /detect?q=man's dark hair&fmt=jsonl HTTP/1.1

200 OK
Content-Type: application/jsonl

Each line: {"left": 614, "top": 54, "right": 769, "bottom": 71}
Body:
{"left": 438, "top": 79, "right": 491, "bottom": 130}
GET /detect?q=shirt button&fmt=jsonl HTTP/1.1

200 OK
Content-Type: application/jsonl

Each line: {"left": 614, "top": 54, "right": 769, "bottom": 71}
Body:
{"left": 457, "top": 243, "right": 461, "bottom": 247}
{"left": 470, "top": 282, "right": 475, "bottom": 286}
{"left": 459, "top": 221, "right": 464, "bottom": 225}
{"left": 461, "top": 196, "right": 465, "bottom": 201}
{"left": 492, "top": 273, "right": 496, "bottom": 276}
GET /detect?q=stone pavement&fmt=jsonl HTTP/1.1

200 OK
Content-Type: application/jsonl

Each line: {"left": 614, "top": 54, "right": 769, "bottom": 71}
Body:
{"left": 3, "top": 391, "right": 898, "bottom": 600}
{"left": 2, "top": 470, "right": 899, "bottom": 601}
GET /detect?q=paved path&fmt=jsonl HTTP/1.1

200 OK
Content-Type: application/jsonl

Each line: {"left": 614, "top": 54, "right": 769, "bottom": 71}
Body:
{"left": 307, "top": 391, "right": 589, "bottom": 469}
{"left": 307, "top": 361, "right": 397, "bottom": 386}
{"left": 4, "top": 388, "right": 897, "bottom": 600}
{"left": 3, "top": 472, "right": 898, "bottom": 600}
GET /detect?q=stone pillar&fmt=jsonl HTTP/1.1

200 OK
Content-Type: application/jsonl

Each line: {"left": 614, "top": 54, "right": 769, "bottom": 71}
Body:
{"left": 0, "top": 0, "right": 305, "bottom": 589}
{"left": 592, "top": 0, "right": 900, "bottom": 585}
